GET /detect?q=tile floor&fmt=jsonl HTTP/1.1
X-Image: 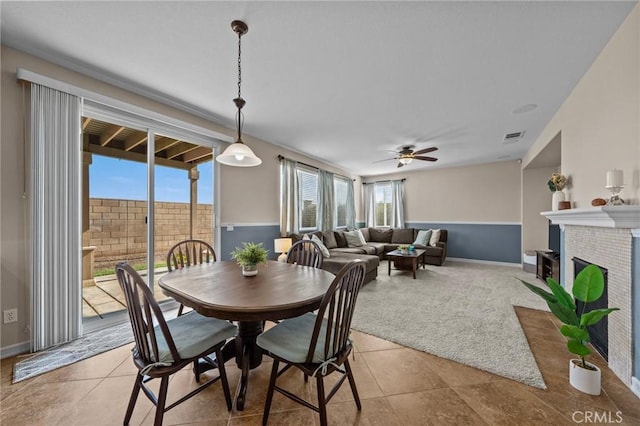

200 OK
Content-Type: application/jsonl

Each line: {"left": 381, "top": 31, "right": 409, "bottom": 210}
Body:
{"left": 1, "top": 307, "right": 639, "bottom": 425}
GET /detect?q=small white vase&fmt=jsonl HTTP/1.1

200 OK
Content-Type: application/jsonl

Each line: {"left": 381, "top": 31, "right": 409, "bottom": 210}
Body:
{"left": 552, "top": 190, "right": 565, "bottom": 211}
{"left": 569, "top": 359, "right": 601, "bottom": 395}
{"left": 242, "top": 265, "right": 258, "bottom": 277}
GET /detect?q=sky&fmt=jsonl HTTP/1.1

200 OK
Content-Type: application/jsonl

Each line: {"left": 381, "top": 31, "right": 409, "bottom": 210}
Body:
{"left": 90, "top": 155, "right": 213, "bottom": 204}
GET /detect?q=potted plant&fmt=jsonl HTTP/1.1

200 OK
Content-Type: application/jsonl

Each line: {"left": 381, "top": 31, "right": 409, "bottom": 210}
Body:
{"left": 231, "top": 242, "right": 269, "bottom": 277}
{"left": 519, "top": 264, "right": 618, "bottom": 395}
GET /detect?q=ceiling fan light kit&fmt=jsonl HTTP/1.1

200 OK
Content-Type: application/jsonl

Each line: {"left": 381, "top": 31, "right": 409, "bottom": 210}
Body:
{"left": 216, "top": 20, "right": 262, "bottom": 167}
{"left": 377, "top": 145, "right": 439, "bottom": 168}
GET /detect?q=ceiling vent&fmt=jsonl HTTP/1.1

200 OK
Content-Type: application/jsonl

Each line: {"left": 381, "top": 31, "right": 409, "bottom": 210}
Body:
{"left": 503, "top": 131, "right": 525, "bottom": 144}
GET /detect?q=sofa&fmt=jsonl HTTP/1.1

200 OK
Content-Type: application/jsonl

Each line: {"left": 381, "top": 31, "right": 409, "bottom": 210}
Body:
{"left": 288, "top": 227, "right": 447, "bottom": 284}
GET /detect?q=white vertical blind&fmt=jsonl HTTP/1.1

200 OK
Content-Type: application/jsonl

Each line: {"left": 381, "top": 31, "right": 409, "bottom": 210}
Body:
{"left": 298, "top": 168, "right": 319, "bottom": 231}
{"left": 30, "top": 83, "right": 82, "bottom": 351}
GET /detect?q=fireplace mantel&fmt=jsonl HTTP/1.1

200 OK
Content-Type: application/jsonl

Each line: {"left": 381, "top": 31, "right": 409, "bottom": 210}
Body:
{"left": 541, "top": 205, "right": 640, "bottom": 228}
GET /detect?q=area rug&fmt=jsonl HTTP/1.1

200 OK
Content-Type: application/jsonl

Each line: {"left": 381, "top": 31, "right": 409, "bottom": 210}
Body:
{"left": 351, "top": 260, "right": 550, "bottom": 388}
{"left": 12, "top": 321, "right": 133, "bottom": 383}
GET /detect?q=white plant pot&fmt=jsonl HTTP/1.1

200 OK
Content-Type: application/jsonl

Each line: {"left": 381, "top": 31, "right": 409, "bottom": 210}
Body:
{"left": 242, "top": 265, "right": 258, "bottom": 277}
{"left": 552, "top": 190, "right": 565, "bottom": 211}
{"left": 569, "top": 359, "right": 601, "bottom": 395}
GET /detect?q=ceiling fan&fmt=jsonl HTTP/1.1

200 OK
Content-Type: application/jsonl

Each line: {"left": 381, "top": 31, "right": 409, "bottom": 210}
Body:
{"left": 376, "top": 145, "right": 438, "bottom": 168}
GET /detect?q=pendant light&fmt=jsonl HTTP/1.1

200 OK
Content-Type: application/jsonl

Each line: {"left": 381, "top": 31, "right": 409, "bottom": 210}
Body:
{"left": 216, "top": 20, "right": 262, "bottom": 167}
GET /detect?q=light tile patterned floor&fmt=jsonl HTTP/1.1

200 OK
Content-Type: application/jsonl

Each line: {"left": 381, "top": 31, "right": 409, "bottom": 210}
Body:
{"left": 2, "top": 308, "right": 639, "bottom": 425}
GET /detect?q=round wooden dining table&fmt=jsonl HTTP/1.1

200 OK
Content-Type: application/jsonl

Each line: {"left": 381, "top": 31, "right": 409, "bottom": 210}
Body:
{"left": 158, "top": 260, "right": 335, "bottom": 410}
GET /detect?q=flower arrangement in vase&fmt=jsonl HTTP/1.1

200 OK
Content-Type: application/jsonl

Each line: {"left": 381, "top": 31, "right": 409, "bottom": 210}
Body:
{"left": 548, "top": 173, "right": 567, "bottom": 211}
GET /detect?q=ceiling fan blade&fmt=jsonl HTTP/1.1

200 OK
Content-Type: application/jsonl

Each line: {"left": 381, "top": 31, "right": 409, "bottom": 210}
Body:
{"left": 397, "top": 162, "right": 404, "bottom": 168}
{"left": 373, "top": 157, "right": 398, "bottom": 164}
{"left": 413, "top": 147, "right": 438, "bottom": 155}
{"left": 414, "top": 156, "right": 438, "bottom": 162}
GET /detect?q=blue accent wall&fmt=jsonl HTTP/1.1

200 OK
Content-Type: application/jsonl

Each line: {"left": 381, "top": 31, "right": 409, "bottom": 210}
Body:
{"left": 633, "top": 233, "right": 640, "bottom": 380}
{"left": 405, "top": 222, "right": 521, "bottom": 264}
{"left": 220, "top": 225, "right": 281, "bottom": 261}
{"left": 356, "top": 221, "right": 366, "bottom": 228}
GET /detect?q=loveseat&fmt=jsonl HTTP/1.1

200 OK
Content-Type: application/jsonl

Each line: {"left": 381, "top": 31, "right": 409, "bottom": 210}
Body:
{"left": 288, "top": 227, "right": 447, "bottom": 284}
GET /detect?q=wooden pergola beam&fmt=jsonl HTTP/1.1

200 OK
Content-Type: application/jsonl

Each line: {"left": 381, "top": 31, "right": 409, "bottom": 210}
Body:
{"left": 166, "top": 143, "right": 199, "bottom": 160}
{"left": 100, "top": 124, "right": 125, "bottom": 146}
{"left": 182, "top": 147, "right": 212, "bottom": 163}
{"left": 82, "top": 117, "right": 92, "bottom": 130}
{"left": 155, "top": 138, "right": 180, "bottom": 153}
{"left": 86, "top": 144, "right": 192, "bottom": 170}
{"left": 124, "top": 132, "right": 147, "bottom": 151}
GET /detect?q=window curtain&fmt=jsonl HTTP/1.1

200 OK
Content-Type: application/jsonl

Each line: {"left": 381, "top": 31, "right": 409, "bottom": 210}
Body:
{"left": 345, "top": 179, "right": 356, "bottom": 229}
{"left": 317, "top": 170, "right": 334, "bottom": 231}
{"left": 390, "top": 179, "right": 405, "bottom": 228}
{"left": 30, "top": 83, "right": 82, "bottom": 351}
{"left": 280, "top": 158, "right": 299, "bottom": 235}
{"left": 363, "top": 183, "right": 377, "bottom": 227}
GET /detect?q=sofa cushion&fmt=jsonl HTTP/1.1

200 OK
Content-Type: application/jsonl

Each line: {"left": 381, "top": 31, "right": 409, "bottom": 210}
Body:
{"left": 359, "top": 227, "right": 370, "bottom": 242}
{"left": 311, "top": 234, "right": 331, "bottom": 258}
{"left": 329, "top": 247, "right": 368, "bottom": 255}
{"left": 365, "top": 242, "right": 387, "bottom": 255}
{"left": 334, "top": 231, "right": 348, "bottom": 248}
{"left": 422, "top": 246, "right": 444, "bottom": 257}
{"left": 391, "top": 228, "right": 415, "bottom": 244}
{"left": 413, "top": 229, "right": 432, "bottom": 246}
{"left": 369, "top": 228, "right": 393, "bottom": 243}
{"left": 321, "top": 252, "right": 379, "bottom": 276}
{"left": 322, "top": 231, "right": 338, "bottom": 249}
{"left": 344, "top": 230, "right": 366, "bottom": 247}
{"left": 429, "top": 229, "right": 441, "bottom": 247}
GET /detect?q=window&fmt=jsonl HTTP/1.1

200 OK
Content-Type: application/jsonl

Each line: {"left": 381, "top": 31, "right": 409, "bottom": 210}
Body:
{"left": 334, "top": 177, "right": 348, "bottom": 228}
{"left": 375, "top": 182, "right": 392, "bottom": 227}
{"left": 298, "top": 168, "right": 318, "bottom": 231}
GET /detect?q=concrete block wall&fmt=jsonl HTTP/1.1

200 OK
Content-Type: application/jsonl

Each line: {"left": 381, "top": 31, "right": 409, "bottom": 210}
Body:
{"left": 87, "top": 198, "right": 213, "bottom": 268}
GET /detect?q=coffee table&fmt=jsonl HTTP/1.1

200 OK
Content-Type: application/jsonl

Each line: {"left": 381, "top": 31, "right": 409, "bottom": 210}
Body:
{"left": 386, "top": 249, "right": 427, "bottom": 279}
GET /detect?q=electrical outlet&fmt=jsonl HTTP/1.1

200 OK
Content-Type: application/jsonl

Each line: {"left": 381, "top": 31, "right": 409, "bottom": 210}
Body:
{"left": 3, "top": 309, "right": 18, "bottom": 324}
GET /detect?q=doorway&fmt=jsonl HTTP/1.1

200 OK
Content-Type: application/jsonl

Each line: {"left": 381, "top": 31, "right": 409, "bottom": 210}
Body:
{"left": 80, "top": 116, "right": 215, "bottom": 328}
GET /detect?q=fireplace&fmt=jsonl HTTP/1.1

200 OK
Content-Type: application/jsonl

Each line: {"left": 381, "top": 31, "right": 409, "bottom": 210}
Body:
{"left": 573, "top": 257, "right": 609, "bottom": 361}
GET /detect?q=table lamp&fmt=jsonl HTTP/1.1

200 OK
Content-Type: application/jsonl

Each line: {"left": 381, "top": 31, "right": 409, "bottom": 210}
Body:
{"left": 274, "top": 238, "right": 292, "bottom": 262}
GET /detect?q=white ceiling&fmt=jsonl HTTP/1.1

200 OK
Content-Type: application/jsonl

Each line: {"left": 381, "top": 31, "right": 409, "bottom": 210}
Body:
{"left": 1, "top": 1, "right": 636, "bottom": 176}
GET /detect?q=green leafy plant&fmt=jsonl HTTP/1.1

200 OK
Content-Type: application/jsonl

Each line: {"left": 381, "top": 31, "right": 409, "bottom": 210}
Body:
{"left": 230, "top": 242, "right": 268, "bottom": 267}
{"left": 519, "top": 264, "right": 618, "bottom": 369}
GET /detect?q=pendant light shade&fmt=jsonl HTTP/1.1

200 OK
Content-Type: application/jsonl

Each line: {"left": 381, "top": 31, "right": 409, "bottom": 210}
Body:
{"left": 216, "top": 141, "right": 262, "bottom": 167}
{"left": 216, "top": 20, "right": 262, "bottom": 167}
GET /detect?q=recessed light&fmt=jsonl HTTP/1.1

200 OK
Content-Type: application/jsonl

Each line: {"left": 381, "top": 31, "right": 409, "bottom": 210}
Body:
{"left": 512, "top": 104, "right": 538, "bottom": 114}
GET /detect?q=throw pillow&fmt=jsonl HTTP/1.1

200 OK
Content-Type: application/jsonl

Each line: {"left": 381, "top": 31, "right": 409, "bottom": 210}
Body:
{"left": 302, "top": 233, "right": 311, "bottom": 240}
{"left": 322, "top": 230, "right": 338, "bottom": 249}
{"left": 356, "top": 229, "right": 367, "bottom": 246}
{"left": 311, "top": 234, "right": 330, "bottom": 258}
{"left": 344, "top": 230, "right": 365, "bottom": 247}
{"left": 413, "top": 229, "right": 432, "bottom": 247}
{"left": 429, "top": 229, "right": 441, "bottom": 247}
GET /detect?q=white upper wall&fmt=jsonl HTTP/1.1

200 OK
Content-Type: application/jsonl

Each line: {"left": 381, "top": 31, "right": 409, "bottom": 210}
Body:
{"left": 363, "top": 160, "right": 522, "bottom": 223}
{"left": 523, "top": 4, "right": 640, "bottom": 207}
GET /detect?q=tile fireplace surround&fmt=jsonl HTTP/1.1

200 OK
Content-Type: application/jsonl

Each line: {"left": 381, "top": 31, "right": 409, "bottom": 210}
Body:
{"left": 542, "top": 206, "right": 640, "bottom": 398}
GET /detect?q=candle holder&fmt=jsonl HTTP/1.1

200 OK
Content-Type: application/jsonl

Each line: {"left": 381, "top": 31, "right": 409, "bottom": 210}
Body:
{"left": 605, "top": 185, "right": 624, "bottom": 206}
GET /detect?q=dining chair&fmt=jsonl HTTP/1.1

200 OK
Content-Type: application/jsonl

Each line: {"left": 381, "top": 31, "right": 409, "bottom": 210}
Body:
{"left": 286, "top": 239, "right": 324, "bottom": 268}
{"left": 257, "top": 260, "right": 367, "bottom": 426}
{"left": 116, "top": 262, "right": 236, "bottom": 426}
{"left": 166, "top": 239, "right": 216, "bottom": 316}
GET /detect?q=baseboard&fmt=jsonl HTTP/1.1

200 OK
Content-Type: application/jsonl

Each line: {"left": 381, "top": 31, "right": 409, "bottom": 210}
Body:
{"left": 0, "top": 341, "right": 30, "bottom": 359}
{"left": 447, "top": 257, "right": 521, "bottom": 268}
{"left": 632, "top": 377, "right": 640, "bottom": 399}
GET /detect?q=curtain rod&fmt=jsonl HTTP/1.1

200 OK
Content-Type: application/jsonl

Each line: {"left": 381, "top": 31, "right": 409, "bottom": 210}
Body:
{"left": 362, "top": 178, "right": 406, "bottom": 185}
{"left": 277, "top": 155, "right": 355, "bottom": 181}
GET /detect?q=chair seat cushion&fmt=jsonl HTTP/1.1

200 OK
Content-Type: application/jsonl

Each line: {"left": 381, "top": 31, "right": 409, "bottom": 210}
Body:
{"left": 257, "top": 313, "right": 343, "bottom": 364}
{"left": 152, "top": 312, "right": 237, "bottom": 364}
